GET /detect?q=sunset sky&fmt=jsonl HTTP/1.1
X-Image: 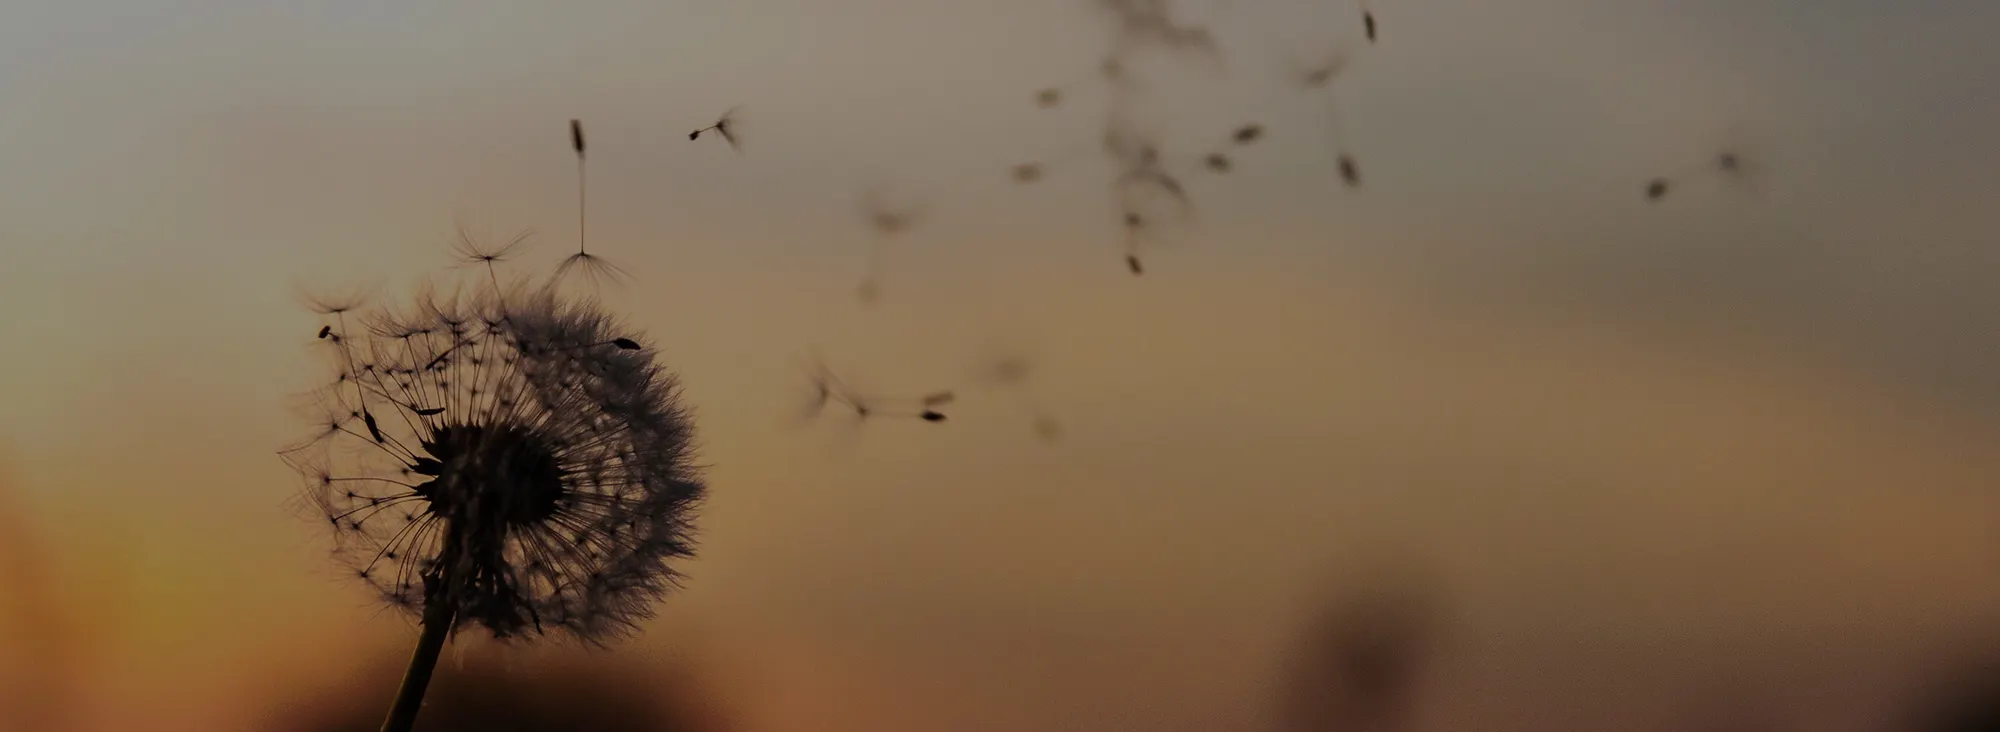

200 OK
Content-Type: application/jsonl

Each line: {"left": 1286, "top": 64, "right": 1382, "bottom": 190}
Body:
{"left": 3, "top": 0, "right": 2000, "bottom": 730}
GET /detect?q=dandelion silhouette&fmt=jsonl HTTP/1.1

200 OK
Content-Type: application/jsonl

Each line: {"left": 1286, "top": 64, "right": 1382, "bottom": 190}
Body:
{"left": 1285, "top": 49, "right": 1366, "bottom": 189}
{"left": 688, "top": 106, "right": 744, "bottom": 153}
{"left": 552, "top": 119, "right": 628, "bottom": 290}
{"left": 797, "top": 349, "right": 952, "bottom": 424}
{"left": 853, "top": 187, "right": 927, "bottom": 305}
{"left": 282, "top": 273, "right": 703, "bottom": 732}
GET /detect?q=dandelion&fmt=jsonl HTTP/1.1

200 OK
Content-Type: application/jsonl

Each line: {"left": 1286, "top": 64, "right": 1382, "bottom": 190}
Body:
{"left": 796, "top": 349, "right": 952, "bottom": 424}
{"left": 853, "top": 186, "right": 927, "bottom": 305}
{"left": 1284, "top": 49, "right": 1366, "bottom": 190}
{"left": 1643, "top": 126, "right": 1771, "bottom": 203}
{"left": 282, "top": 276, "right": 704, "bottom": 732}
{"left": 973, "top": 350, "right": 1064, "bottom": 443}
{"left": 1096, "top": 0, "right": 1222, "bottom": 61}
{"left": 1643, "top": 149, "right": 1765, "bottom": 203}
{"left": 553, "top": 119, "right": 627, "bottom": 289}
{"left": 688, "top": 106, "right": 745, "bottom": 152}
{"left": 1122, "top": 211, "right": 1148, "bottom": 276}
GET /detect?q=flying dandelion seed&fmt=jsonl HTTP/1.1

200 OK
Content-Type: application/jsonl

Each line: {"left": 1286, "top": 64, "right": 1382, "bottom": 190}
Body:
{"left": 552, "top": 119, "right": 626, "bottom": 290}
{"left": 1096, "top": 0, "right": 1223, "bottom": 62}
{"left": 974, "top": 352, "right": 1065, "bottom": 443}
{"left": 1007, "top": 138, "right": 1102, "bottom": 186}
{"left": 796, "top": 349, "right": 953, "bottom": 425}
{"left": 1644, "top": 146, "right": 1766, "bottom": 203}
{"left": 1122, "top": 211, "right": 1148, "bottom": 276}
{"left": 1284, "top": 50, "right": 1367, "bottom": 190}
{"left": 688, "top": 106, "right": 744, "bottom": 152}
{"left": 1645, "top": 177, "right": 1671, "bottom": 202}
{"left": 1196, "top": 122, "right": 1265, "bottom": 174}
{"left": 451, "top": 224, "right": 535, "bottom": 292}
{"left": 852, "top": 186, "right": 926, "bottom": 305}
{"left": 1644, "top": 125, "right": 1773, "bottom": 204}
{"left": 282, "top": 274, "right": 703, "bottom": 732}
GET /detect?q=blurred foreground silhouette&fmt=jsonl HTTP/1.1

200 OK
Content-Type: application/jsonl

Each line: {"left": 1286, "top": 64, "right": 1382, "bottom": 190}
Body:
{"left": 1282, "top": 570, "right": 1442, "bottom": 732}
{"left": 263, "top": 647, "right": 734, "bottom": 732}
{"left": 1905, "top": 652, "right": 2000, "bottom": 732}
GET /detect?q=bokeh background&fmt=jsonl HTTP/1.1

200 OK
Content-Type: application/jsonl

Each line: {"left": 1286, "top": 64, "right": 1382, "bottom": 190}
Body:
{"left": 4, "top": 0, "right": 2000, "bottom": 729}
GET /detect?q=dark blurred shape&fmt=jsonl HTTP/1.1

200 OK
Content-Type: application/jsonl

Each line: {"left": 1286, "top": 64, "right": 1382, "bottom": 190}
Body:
{"left": 1282, "top": 574, "right": 1440, "bottom": 732}
{"left": 1337, "top": 154, "right": 1362, "bottom": 188}
{"left": 1035, "top": 88, "right": 1062, "bottom": 108}
{"left": 1646, "top": 177, "right": 1670, "bottom": 201}
{"left": 796, "top": 349, "right": 954, "bottom": 425}
{"left": 1205, "top": 153, "right": 1233, "bottom": 173}
{"left": 689, "top": 107, "right": 744, "bottom": 152}
{"left": 1233, "top": 124, "right": 1264, "bottom": 144}
{"left": 1011, "top": 163, "right": 1043, "bottom": 184}
{"left": 264, "top": 649, "right": 733, "bottom": 732}
{"left": 1905, "top": 653, "right": 2000, "bottom": 732}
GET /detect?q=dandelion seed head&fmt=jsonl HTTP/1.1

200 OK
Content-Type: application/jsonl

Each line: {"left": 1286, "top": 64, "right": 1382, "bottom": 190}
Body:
{"left": 283, "top": 281, "right": 703, "bottom": 644}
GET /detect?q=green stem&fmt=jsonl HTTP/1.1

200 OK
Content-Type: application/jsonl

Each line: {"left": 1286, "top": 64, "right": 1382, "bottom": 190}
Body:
{"left": 379, "top": 598, "right": 456, "bottom": 732}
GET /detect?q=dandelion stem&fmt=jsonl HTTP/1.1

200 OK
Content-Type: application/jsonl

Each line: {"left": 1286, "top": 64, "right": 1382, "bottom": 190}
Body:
{"left": 379, "top": 590, "right": 456, "bottom": 732}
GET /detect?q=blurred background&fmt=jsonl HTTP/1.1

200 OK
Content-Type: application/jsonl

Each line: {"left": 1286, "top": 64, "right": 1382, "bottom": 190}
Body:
{"left": 3, "top": 0, "right": 2000, "bottom": 729}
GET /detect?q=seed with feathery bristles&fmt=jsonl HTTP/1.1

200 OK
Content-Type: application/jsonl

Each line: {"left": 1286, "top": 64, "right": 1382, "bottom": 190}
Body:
{"left": 689, "top": 106, "right": 744, "bottom": 152}
{"left": 794, "top": 350, "right": 954, "bottom": 425}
